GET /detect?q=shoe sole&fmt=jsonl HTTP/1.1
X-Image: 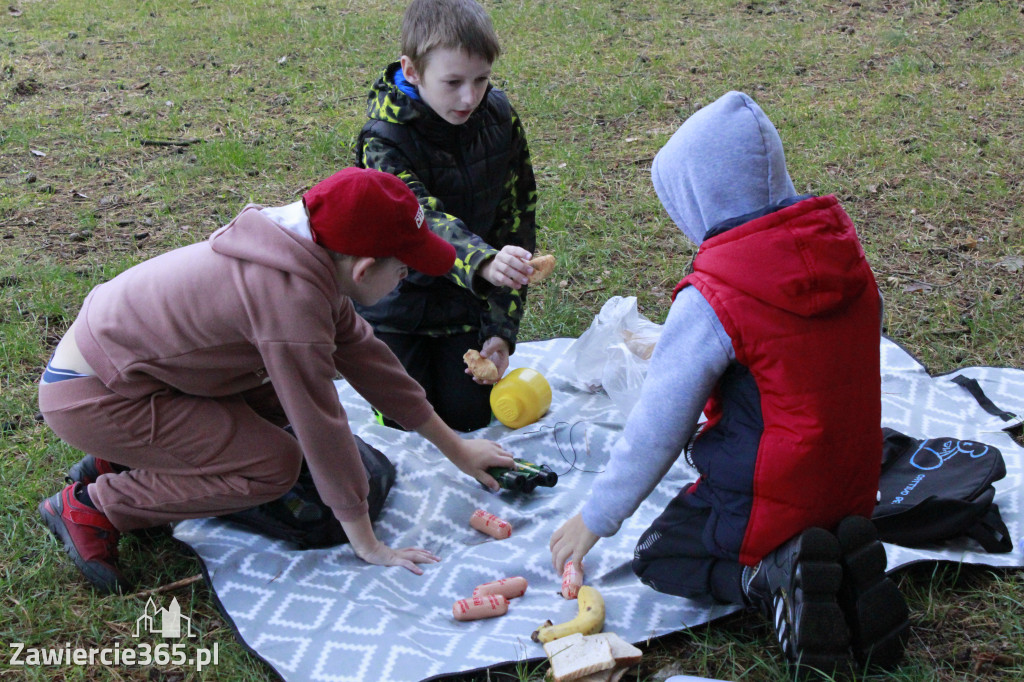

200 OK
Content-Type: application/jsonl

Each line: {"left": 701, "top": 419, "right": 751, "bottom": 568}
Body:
{"left": 783, "top": 528, "right": 852, "bottom": 677}
{"left": 38, "top": 498, "right": 128, "bottom": 595}
{"left": 837, "top": 515, "right": 909, "bottom": 670}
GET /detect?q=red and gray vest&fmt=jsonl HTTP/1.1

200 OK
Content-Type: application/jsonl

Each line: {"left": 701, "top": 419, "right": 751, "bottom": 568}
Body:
{"left": 674, "top": 195, "right": 882, "bottom": 566}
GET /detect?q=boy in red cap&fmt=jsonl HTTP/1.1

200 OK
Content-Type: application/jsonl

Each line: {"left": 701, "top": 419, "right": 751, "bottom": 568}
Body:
{"left": 37, "top": 167, "right": 515, "bottom": 594}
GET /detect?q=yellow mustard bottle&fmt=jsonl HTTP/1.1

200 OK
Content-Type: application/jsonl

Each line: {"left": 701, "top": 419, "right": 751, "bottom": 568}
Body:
{"left": 490, "top": 368, "right": 552, "bottom": 429}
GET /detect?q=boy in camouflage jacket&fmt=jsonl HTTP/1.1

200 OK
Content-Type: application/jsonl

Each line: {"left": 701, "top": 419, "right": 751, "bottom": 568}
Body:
{"left": 355, "top": 0, "right": 540, "bottom": 431}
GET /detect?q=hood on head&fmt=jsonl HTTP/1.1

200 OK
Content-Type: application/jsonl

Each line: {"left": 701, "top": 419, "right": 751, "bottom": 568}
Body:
{"left": 366, "top": 63, "right": 423, "bottom": 126}
{"left": 651, "top": 91, "right": 797, "bottom": 245}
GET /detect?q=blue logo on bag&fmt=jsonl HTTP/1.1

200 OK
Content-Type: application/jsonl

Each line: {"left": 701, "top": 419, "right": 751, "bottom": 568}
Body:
{"left": 909, "top": 439, "right": 990, "bottom": 471}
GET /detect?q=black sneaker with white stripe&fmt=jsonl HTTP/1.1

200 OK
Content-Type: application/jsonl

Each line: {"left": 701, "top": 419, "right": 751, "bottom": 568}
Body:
{"left": 743, "top": 527, "right": 852, "bottom": 678}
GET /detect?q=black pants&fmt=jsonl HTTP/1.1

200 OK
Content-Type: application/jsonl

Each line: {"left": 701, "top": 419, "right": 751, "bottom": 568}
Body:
{"left": 632, "top": 484, "right": 746, "bottom": 605}
{"left": 376, "top": 330, "right": 493, "bottom": 432}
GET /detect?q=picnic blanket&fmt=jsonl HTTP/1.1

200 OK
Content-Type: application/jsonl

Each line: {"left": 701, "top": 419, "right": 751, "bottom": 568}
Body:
{"left": 174, "top": 336, "right": 1024, "bottom": 682}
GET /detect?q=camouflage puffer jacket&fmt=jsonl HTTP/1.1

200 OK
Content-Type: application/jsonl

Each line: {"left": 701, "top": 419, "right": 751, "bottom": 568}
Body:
{"left": 354, "top": 62, "right": 538, "bottom": 351}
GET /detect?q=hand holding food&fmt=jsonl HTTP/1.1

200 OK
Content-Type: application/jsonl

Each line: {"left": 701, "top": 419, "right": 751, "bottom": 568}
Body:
{"left": 480, "top": 245, "right": 533, "bottom": 288}
{"left": 549, "top": 513, "right": 601, "bottom": 574}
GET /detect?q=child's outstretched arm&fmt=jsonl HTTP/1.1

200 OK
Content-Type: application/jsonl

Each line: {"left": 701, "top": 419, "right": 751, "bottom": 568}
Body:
{"left": 340, "top": 513, "right": 440, "bottom": 575}
{"left": 415, "top": 412, "right": 515, "bottom": 491}
{"left": 547, "top": 289, "right": 734, "bottom": 574}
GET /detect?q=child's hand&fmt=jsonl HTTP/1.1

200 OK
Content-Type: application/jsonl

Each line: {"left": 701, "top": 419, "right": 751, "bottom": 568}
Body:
{"left": 480, "top": 245, "right": 533, "bottom": 289}
{"left": 465, "top": 337, "right": 509, "bottom": 384}
{"left": 550, "top": 513, "right": 600, "bottom": 574}
{"left": 414, "top": 414, "right": 514, "bottom": 490}
{"left": 448, "top": 438, "right": 516, "bottom": 492}
{"left": 340, "top": 514, "right": 440, "bottom": 574}
{"left": 354, "top": 541, "right": 440, "bottom": 575}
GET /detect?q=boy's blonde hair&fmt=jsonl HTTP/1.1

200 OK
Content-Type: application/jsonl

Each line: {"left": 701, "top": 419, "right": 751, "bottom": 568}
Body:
{"left": 401, "top": 0, "right": 501, "bottom": 72}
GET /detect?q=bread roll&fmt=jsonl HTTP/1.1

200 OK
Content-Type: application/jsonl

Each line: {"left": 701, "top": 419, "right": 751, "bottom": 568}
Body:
{"left": 527, "top": 254, "right": 557, "bottom": 284}
{"left": 463, "top": 349, "right": 500, "bottom": 381}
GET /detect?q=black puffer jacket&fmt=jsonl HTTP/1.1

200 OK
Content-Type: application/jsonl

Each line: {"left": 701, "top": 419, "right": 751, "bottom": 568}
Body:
{"left": 354, "top": 62, "right": 537, "bottom": 350}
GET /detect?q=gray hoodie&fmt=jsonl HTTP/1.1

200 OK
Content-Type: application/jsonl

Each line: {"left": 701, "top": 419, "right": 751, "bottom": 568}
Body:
{"left": 582, "top": 92, "right": 798, "bottom": 537}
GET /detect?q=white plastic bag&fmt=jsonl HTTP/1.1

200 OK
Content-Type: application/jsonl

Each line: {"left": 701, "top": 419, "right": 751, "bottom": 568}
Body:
{"left": 568, "top": 296, "right": 663, "bottom": 417}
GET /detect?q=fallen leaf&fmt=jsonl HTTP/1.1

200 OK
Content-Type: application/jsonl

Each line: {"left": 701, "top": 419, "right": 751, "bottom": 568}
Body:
{"left": 996, "top": 256, "right": 1024, "bottom": 273}
{"left": 30, "top": 149, "right": 46, "bottom": 157}
{"left": 903, "top": 282, "right": 933, "bottom": 293}
{"left": 9, "top": 6, "right": 22, "bottom": 18}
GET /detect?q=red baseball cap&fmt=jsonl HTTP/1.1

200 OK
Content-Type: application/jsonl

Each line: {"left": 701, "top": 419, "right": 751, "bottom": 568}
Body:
{"left": 303, "top": 168, "right": 456, "bottom": 277}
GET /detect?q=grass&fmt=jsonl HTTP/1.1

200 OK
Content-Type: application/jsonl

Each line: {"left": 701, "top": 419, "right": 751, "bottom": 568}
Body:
{"left": 2, "top": 0, "right": 1023, "bottom": 680}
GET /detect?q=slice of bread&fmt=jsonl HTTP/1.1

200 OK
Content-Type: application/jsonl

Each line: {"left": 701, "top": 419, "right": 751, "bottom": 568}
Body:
{"left": 592, "top": 632, "right": 642, "bottom": 667}
{"left": 543, "top": 632, "right": 643, "bottom": 682}
{"left": 545, "top": 634, "right": 615, "bottom": 682}
{"left": 543, "top": 632, "right": 585, "bottom": 659}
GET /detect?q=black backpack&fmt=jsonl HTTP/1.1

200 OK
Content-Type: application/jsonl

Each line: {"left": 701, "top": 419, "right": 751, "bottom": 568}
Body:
{"left": 221, "top": 435, "right": 396, "bottom": 550}
{"left": 872, "top": 427, "right": 1013, "bottom": 553}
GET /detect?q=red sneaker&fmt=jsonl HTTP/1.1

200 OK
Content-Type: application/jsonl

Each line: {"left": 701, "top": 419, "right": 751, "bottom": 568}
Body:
{"left": 66, "top": 459, "right": 170, "bottom": 540}
{"left": 38, "top": 483, "right": 129, "bottom": 594}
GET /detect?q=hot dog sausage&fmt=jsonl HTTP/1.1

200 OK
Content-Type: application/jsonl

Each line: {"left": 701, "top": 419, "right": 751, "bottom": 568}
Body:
{"left": 469, "top": 509, "right": 512, "bottom": 539}
{"left": 472, "top": 576, "right": 528, "bottom": 600}
{"left": 561, "top": 559, "right": 583, "bottom": 599}
{"left": 452, "top": 594, "right": 509, "bottom": 621}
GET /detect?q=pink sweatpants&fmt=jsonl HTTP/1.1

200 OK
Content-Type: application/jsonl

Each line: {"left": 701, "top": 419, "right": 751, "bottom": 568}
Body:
{"left": 39, "top": 377, "right": 302, "bottom": 532}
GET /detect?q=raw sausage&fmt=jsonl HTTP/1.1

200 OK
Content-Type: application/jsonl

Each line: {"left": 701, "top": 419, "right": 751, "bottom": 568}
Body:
{"left": 452, "top": 594, "right": 509, "bottom": 621}
{"left": 473, "top": 576, "right": 528, "bottom": 600}
{"left": 470, "top": 509, "right": 512, "bottom": 539}
{"left": 561, "top": 559, "right": 583, "bottom": 599}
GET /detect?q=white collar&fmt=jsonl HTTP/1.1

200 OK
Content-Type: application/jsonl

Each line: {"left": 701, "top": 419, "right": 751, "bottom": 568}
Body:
{"left": 260, "top": 201, "right": 312, "bottom": 240}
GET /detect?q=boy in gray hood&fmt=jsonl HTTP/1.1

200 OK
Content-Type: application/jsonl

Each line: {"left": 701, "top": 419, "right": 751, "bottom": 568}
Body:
{"left": 550, "top": 92, "right": 908, "bottom": 675}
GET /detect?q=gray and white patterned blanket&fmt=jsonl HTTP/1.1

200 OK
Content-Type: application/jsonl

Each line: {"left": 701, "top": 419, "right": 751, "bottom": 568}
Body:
{"left": 175, "top": 336, "right": 1023, "bottom": 682}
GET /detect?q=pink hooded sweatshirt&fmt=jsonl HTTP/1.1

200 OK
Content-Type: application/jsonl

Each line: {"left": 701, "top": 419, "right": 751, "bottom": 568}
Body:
{"left": 74, "top": 205, "right": 433, "bottom": 522}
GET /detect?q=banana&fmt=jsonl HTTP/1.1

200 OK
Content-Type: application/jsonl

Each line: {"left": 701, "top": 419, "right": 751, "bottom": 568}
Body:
{"left": 530, "top": 585, "right": 605, "bottom": 643}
